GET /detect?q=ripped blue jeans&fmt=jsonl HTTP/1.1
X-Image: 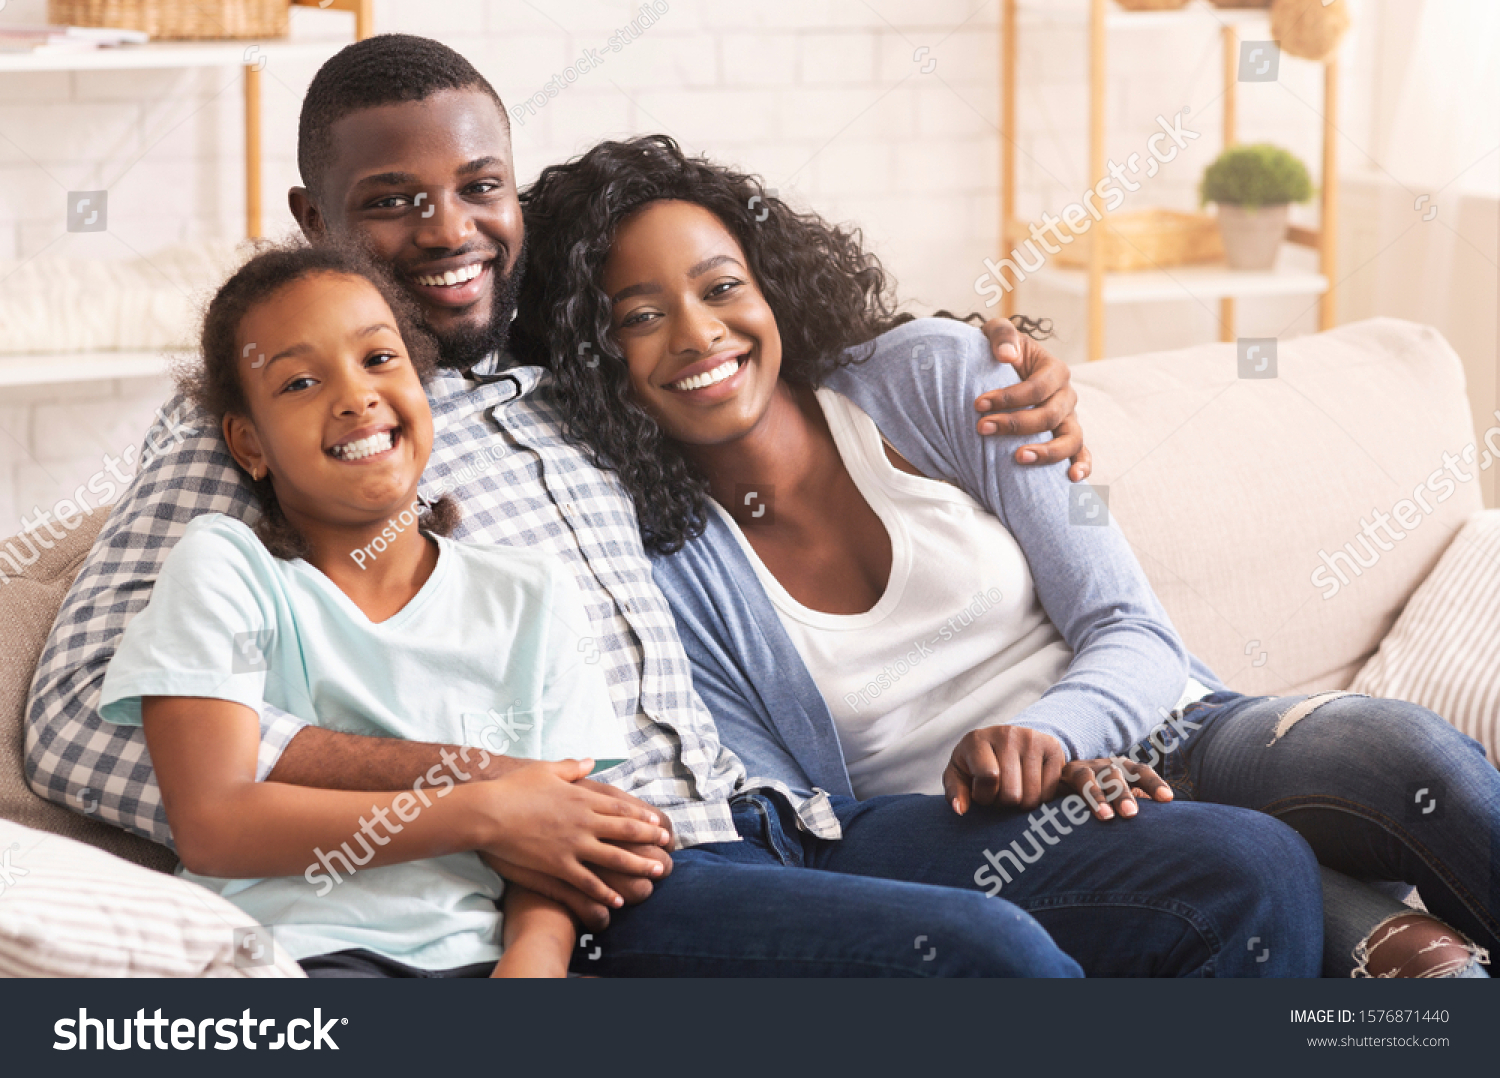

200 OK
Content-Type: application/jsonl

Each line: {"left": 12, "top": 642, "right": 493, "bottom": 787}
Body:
{"left": 1145, "top": 691, "right": 1496, "bottom": 978}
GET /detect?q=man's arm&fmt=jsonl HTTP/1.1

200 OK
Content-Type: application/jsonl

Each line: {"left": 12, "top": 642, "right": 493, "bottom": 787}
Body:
{"left": 143, "top": 697, "right": 667, "bottom": 901}
{"left": 24, "top": 396, "right": 269, "bottom": 843}
{"left": 976, "top": 316, "right": 1092, "bottom": 482}
{"left": 267, "top": 727, "right": 521, "bottom": 788}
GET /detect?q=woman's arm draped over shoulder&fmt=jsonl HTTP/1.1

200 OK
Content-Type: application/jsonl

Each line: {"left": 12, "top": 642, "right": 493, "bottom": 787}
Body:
{"left": 822, "top": 321, "right": 1190, "bottom": 761}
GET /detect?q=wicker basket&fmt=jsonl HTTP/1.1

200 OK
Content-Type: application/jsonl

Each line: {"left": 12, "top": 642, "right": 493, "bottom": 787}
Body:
{"left": 47, "top": 0, "right": 289, "bottom": 40}
{"left": 1271, "top": 0, "right": 1351, "bottom": 62}
{"left": 1113, "top": 0, "right": 1191, "bottom": 11}
{"left": 1053, "top": 208, "right": 1225, "bottom": 272}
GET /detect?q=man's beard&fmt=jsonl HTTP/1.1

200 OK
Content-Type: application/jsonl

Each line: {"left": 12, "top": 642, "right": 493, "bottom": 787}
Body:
{"left": 428, "top": 238, "right": 527, "bottom": 371}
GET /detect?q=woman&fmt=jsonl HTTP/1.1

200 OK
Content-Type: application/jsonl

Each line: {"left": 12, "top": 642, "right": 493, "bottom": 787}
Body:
{"left": 514, "top": 135, "right": 1496, "bottom": 978}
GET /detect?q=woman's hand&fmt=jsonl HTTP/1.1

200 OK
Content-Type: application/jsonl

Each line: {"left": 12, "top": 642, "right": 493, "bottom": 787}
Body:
{"left": 976, "top": 317, "right": 1092, "bottom": 482}
{"left": 942, "top": 725, "right": 1067, "bottom": 815}
{"left": 1059, "top": 757, "right": 1173, "bottom": 821}
{"left": 470, "top": 758, "right": 673, "bottom": 912}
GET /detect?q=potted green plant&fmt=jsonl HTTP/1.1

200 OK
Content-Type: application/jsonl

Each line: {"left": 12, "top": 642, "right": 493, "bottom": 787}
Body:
{"left": 1200, "top": 144, "right": 1314, "bottom": 271}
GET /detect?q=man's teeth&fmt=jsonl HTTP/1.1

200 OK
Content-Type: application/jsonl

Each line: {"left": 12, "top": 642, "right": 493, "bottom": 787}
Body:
{"left": 331, "top": 430, "right": 395, "bottom": 461}
{"left": 671, "top": 357, "right": 741, "bottom": 392}
{"left": 413, "top": 263, "right": 484, "bottom": 288}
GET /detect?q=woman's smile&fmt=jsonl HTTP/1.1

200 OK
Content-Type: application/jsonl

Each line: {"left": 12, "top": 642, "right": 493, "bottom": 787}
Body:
{"left": 603, "top": 199, "right": 783, "bottom": 446}
{"left": 662, "top": 350, "right": 752, "bottom": 399}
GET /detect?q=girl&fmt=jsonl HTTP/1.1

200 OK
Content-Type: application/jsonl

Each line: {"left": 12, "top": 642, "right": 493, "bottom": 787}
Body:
{"left": 513, "top": 134, "right": 1497, "bottom": 979}
{"left": 98, "top": 243, "right": 664, "bottom": 978}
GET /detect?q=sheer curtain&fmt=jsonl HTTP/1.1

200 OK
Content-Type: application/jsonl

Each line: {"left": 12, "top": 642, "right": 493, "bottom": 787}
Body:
{"left": 1374, "top": 0, "right": 1500, "bottom": 197}
{"left": 1347, "top": 0, "right": 1499, "bottom": 506}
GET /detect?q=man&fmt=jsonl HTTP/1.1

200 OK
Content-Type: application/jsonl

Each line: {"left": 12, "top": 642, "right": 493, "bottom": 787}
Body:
{"left": 25, "top": 35, "right": 1322, "bottom": 977}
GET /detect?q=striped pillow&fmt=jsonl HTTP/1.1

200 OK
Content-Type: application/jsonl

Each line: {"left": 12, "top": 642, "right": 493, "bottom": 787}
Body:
{"left": 0, "top": 819, "right": 303, "bottom": 978}
{"left": 1350, "top": 510, "right": 1500, "bottom": 763}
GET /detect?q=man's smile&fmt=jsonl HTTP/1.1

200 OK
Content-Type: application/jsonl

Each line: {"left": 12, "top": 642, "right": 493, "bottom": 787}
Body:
{"left": 404, "top": 258, "right": 493, "bottom": 308}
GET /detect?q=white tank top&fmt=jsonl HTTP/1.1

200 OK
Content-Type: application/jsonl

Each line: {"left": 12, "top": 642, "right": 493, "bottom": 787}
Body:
{"left": 710, "top": 388, "right": 1075, "bottom": 799}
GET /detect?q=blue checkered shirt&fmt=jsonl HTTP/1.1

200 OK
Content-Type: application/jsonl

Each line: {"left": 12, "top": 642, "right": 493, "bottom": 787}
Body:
{"left": 25, "top": 358, "right": 839, "bottom": 848}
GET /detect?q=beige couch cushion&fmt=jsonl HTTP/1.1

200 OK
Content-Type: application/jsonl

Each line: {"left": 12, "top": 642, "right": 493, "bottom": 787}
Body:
{"left": 1073, "top": 318, "right": 1485, "bottom": 696}
{"left": 0, "top": 507, "right": 174, "bottom": 871}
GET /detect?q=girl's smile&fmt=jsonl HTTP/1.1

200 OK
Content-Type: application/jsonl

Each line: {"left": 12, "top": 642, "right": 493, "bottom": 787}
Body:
{"left": 327, "top": 425, "right": 402, "bottom": 463}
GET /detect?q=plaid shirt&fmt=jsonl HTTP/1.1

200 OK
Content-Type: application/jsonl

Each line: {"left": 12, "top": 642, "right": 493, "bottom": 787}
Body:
{"left": 24, "top": 358, "right": 839, "bottom": 848}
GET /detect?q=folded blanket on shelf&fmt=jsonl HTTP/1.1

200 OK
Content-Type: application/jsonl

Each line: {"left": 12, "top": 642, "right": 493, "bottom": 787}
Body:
{"left": 0, "top": 240, "right": 249, "bottom": 356}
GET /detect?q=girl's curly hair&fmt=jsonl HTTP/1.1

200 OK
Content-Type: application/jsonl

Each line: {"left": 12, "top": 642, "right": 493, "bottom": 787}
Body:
{"left": 180, "top": 241, "right": 460, "bottom": 560}
{"left": 512, "top": 134, "right": 1050, "bottom": 555}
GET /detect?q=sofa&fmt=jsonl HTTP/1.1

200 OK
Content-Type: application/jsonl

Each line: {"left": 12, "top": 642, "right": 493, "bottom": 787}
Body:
{"left": 0, "top": 316, "right": 1489, "bottom": 973}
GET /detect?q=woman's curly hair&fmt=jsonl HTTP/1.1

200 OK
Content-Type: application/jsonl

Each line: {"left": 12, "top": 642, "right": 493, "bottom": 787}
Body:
{"left": 180, "top": 241, "right": 459, "bottom": 560}
{"left": 512, "top": 133, "right": 1049, "bottom": 555}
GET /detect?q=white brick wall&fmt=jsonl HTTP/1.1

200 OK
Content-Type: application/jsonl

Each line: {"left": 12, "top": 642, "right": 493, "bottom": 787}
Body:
{"left": 1, "top": 0, "right": 1493, "bottom": 531}
{"left": 1, "top": 375, "right": 174, "bottom": 539}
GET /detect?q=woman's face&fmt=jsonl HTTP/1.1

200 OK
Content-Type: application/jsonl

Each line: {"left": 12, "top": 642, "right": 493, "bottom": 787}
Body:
{"left": 602, "top": 199, "right": 783, "bottom": 446}
{"left": 224, "top": 271, "right": 435, "bottom": 534}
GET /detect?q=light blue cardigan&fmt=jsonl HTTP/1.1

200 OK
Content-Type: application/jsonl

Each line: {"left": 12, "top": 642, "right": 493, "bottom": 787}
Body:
{"left": 651, "top": 318, "right": 1228, "bottom": 801}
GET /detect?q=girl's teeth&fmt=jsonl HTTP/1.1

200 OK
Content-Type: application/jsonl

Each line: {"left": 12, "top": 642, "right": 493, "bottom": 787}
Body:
{"left": 672, "top": 357, "right": 741, "bottom": 391}
{"left": 333, "top": 430, "right": 395, "bottom": 461}
{"left": 414, "top": 263, "right": 483, "bottom": 288}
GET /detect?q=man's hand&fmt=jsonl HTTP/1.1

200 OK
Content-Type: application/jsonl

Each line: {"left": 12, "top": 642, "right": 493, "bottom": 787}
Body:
{"left": 486, "top": 841, "right": 673, "bottom": 932}
{"left": 977, "top": 317, "right": 1091, "bottom": 482}
{"left": 478, "top": 772, "right": 674, "bottom": 931}
{"left": 471, "top": 759, "right": 672, "bottom": 913}
{"left": 942, "top": 725, "right": 1067, "bottom": 815}
{"left": 1060, "top": 757, "right": 1173, "bottom": 821}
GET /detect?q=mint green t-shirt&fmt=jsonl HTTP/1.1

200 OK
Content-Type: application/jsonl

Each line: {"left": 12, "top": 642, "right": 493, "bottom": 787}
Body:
{"left": 100, "top": 513, "right": 628, "bottom": 970}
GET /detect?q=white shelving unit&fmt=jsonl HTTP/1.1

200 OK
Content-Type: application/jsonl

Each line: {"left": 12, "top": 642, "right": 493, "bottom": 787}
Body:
{"left": 1001, "top": 0, "right": 1340, "bottom": 360}
{"left": 0, "top": 1, "right": 370, "bottom": 390}
{"left": 0, "top": 352, "right": 165, "bottom": 389}
{"left": 1032, "top": 265, "right": 1329, "bottom": 305}
{"left": 0, "top": 36, "right": 345, "bottom": 72}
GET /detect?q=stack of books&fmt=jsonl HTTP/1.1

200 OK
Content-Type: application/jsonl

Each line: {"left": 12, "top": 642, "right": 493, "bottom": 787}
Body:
{"left": 0, "top": 25, "right": 149, "bottom": 54}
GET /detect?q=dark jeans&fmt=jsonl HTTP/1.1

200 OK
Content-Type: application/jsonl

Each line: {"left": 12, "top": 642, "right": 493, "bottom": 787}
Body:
{"left": 579, "top": 789, "right": 1323, "bottom": 977}
{"left": 1156, "top": 690, "right": 1500, "bottom": 974}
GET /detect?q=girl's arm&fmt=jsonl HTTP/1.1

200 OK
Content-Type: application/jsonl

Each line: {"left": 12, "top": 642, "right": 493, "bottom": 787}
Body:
{"left": 142, "top": 696, "right": 669, "bottom": 898}
{"left": 491, "top": 887, "right": 578, "bottom": 978}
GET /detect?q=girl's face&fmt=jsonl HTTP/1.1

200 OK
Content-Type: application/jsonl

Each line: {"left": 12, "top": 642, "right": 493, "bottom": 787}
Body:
{"left": 602, "top": 199, "right": 783, "bottom": 446}
{"left": 223, "top": 272, "right": 434, "bottom": 534}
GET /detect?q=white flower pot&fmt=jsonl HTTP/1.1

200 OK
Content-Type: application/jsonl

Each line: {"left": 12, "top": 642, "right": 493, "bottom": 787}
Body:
{"left": 1215, "top": 203, "right": 1290, "bottom": 271}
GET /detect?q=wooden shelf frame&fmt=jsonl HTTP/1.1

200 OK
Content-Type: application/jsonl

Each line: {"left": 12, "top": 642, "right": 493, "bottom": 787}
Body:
{"left": 1000, "top": 0, "right": 1341, "bottom": 361}
{"left": 258, "top": 1, "right": 373, "bottom": 237}
{"left": 0, "top": 0, "right": 371, "bottom": 241}
{"left": 0, "top": 3, "right": 372, "bottom": 391}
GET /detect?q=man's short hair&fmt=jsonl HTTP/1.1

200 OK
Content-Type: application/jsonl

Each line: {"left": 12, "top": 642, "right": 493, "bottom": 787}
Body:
{"left": 297, "top": 33, "right": 507, "bottom": 201}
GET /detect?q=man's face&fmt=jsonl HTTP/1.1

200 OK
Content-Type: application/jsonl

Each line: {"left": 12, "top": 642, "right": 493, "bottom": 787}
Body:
{"left": 293, "top": 89, "right": 525, "bottom": 369}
